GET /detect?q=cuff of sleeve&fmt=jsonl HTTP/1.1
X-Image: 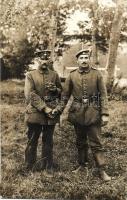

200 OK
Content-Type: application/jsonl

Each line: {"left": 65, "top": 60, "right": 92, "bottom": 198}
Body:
{"left": 101, "top": 113, "right": 109, "bottom": 116}
{"left": 36, "top": 103, "right": 46, "bottom": 112}
{"left": 40, "top": 104, "right": 46, "bottom": 111}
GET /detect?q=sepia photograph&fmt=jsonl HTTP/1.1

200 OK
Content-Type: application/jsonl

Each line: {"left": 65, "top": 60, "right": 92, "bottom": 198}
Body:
{"left": 0, "top": 0, "right": 127, "bottom": 199}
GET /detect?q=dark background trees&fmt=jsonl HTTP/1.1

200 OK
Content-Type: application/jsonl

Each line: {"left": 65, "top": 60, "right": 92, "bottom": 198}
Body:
{"left": 0, "top": 0, "right": 127, "bottom": 90}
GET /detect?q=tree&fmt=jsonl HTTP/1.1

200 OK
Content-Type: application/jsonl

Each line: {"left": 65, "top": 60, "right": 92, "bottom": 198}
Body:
{"left": 0, "top": 0, "right": 59, "bottom": 79}
{"left": 0, "top": 0, "right": 127, "bottom": 79}
{"left": 106, "top": 0, "right": 124, "bottom": 93}
{"left": 91, "top": 0, "right": 99, "bottom": 65}
{"left": 48, "top": 0, "right": 60, "bottom": 62}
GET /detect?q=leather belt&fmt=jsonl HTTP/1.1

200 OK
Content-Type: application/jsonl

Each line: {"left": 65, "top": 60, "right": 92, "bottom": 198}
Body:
{"left": 74, "top": 97, "right": 89, "bottom": 104}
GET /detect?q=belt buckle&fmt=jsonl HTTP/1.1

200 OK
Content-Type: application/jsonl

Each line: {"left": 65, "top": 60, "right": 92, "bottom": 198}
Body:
{"left": 82, "top": 97, "right": 88, "bottom": 104}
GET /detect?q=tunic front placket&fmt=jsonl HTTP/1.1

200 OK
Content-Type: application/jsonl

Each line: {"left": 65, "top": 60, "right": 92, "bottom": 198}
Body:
{"left": 81, "top": 72, "right": 88, "bottom": 103}
{"left": 43, "top": 72, "right": 50, "bottom": 102}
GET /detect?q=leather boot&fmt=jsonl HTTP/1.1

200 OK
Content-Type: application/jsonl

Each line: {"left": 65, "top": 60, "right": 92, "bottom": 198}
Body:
{"left": 72, "top": 165, "right": 84, "bottom": 173}
{"left": 72, "top": 163, "right": 89, "bottom": 175}
{"left": 84, "top": 147, "right": 88, "bottom": 164}
{"left": 73, "top": 148, "right": 88, "bottom": 174}
{"left": 25, "top": 144, "right": 37, "bottom": 169}
{"left": 94, "top": 152, "right": 105, "bottom": 167}
{"left": 78, "top": 148, "right": 88, "bottom": 166}
{"left": 99, "top": 170, "right": 111, "bottom": 181}
{"left": 42, "top": 146, "right": 47, "bottom": 170}
{"left": 43, "top": 169, "right": 54, "bottom": 178}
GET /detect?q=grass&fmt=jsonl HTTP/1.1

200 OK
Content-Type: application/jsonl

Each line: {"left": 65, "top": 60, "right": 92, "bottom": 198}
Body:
{"left": 0, "top": 80, "right": 127, "bottom": 199}
{"left": 0, "top": 79, "right": 24, "bottom": 104}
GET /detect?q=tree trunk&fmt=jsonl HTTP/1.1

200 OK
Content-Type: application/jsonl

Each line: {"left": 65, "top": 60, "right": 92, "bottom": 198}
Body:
{"left": 49, "top": 0, "right": 60, "bottom": 62}
{"left": 106, "top": 1, "right": 124, "bottom": 93}
{"left": 91, "top": 0, "right": 99, "bottom": 66}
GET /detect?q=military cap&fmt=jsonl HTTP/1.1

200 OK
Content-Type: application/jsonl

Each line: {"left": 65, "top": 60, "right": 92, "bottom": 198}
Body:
{"left": 35, "top": 49, "right": 51, "bottom": 60}
{"left": 76, "top": 46, "right": 92, "bottom": 58}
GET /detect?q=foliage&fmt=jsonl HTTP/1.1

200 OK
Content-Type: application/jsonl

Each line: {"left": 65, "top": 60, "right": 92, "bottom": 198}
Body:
{"left": 63, "top": 0, "right": 127, "bottom": 53}
{"left": 0, "top": 0, "right": 60, "bottom": 79}
{"left": 0, "top": 0, "right": 127, "bottom": 79}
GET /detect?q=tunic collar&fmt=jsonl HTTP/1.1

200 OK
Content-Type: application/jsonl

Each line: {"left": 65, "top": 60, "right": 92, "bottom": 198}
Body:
{"left": 38, "top": 66, "right": 49, "bottom": 74}
{"left": 78, "top": 65, "right": 91, "bottom": 74}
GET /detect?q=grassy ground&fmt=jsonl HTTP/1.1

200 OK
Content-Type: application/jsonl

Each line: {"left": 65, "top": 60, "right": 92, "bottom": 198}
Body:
{"left": 0, "top": 80, "right": 127, "bottom": 199}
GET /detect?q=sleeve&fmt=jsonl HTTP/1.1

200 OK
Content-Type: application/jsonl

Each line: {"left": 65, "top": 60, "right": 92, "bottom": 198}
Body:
{"left": 24, "top": 72, "right": 46, "bottom": 111}
{"left": 55, "top": 72, "right": 62, "bottom": 94}
{"left": 97, "top": 71, "right": 109, "bottom": 116}
{"left": 56, "top": 73, "right": 73, "bottom": 113}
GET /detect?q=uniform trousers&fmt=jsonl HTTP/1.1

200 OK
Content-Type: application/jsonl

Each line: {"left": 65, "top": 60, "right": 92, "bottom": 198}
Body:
{"left": 74, "top": 124, "right": 105, "bottom": 168}
{"left": 25, "top": 123, "right": 55, "bottom": 169}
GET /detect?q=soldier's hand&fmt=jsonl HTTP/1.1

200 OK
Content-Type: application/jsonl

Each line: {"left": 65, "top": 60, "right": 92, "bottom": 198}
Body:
{"left": 44, "top": 107, "right": 56, "bottom": 118}
{"left": 101, "top": 115, "right": 109, "bottom": 126}
{"left": 46, "top": 82, "right": 57, "bottom": 92}
{"left": 51, "top": 108, "right": 60, "bottom": 117}
{"left": 44, "top": 106, "right": 52, "bottom": 115}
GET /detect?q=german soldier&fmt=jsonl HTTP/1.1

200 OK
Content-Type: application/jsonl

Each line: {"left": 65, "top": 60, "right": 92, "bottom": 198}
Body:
{"left": 24, "top": 49, "right": 62, "bottom": 174}
{"left": 57, "top": 45, "right": 111, "bottom": 181}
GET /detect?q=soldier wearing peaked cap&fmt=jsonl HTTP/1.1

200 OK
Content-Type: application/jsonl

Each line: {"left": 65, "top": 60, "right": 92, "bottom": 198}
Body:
{"left": 24, "top": 49, "right": 62, "bottom": 175}
{"left": 35, "top": 49, "right": 51, "bottom": 59}
{"left": 75, "top": 46, "right": 92, "bottom": 58}
{"left": 57, "top": 46, "right": 111, "bottom": 181}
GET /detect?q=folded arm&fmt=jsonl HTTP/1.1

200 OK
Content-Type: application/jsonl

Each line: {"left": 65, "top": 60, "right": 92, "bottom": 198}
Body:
{"left": 24, "top": 72, "right": 46, "bottom": 111}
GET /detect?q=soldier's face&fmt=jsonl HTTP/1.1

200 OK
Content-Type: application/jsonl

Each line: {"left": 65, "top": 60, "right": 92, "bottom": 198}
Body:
{"left": 35, "top": 57, "right": 49, "bottom": 69}
{"left": 41, "top": 61, "right": 48, "bottom": 69}
{"left": 39, "top": 59, "right": 48, "bottom": 69}
{"left": 77, "top": 54, "right": 90, "bottom": 68}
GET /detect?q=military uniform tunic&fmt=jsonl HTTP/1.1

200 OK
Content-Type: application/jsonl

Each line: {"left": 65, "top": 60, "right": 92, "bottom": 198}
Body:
{"left": 61, "top": 67, "right": 109, "bottom": 126}
{"left": 24, "top": 68, "right": 62, "bottom": 125}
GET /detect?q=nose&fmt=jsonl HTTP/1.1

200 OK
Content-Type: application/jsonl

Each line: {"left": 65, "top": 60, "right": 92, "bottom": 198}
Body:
{"left": 82, "top": 58, "right": 88, "bottom": 62}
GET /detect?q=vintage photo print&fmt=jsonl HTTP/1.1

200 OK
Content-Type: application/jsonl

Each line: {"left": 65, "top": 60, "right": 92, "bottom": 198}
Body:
{"left": 0, "top": 0, "right": 127, "bottom": 199}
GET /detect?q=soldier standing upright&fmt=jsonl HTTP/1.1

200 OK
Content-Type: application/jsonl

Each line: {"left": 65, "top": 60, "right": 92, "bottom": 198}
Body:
{"left": 24, "top": 50, "right": 62, "bottom": 174}
{"left": 56, "top": 45, "right": 111, "bottom": 181}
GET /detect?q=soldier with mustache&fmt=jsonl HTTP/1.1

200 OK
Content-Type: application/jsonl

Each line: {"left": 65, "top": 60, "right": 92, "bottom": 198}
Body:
{"left": 24, "top": 49, "right": 62, "bottom": 175}
{"left": 56, "top": 44, "right": 111, "bottom": 181}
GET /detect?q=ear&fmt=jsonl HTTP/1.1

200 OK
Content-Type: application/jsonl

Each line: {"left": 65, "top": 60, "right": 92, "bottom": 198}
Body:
{"left": 89, "top": 51, "right": 92, "bottom": 58}
{"left": 89, "top": 56, "right": 92, "bottom": 62}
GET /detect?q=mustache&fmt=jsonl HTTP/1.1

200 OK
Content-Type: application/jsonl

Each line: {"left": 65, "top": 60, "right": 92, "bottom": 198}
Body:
{"left": 82, "top": 62, "right": 87, "bottom": 64}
